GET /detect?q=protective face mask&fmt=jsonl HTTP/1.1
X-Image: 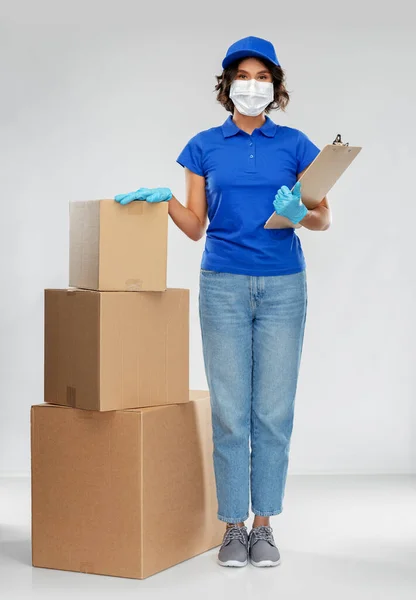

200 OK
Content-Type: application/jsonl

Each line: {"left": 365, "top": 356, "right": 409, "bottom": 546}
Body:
{"left": 229, "top": 79, "right": 274, "bottom": 117}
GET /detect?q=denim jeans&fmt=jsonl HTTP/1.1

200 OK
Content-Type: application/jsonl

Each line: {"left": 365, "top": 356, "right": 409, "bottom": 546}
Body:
{"left": 198, "top": 268, "right": 308, "bottom": 523}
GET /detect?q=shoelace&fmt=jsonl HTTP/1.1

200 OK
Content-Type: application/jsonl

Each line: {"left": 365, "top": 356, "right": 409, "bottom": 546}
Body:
{"left": 249, "top": 525, "right": 275, "bottom": 546}
{"left": 224, "top": 525, "right": 247, "bottom": 545}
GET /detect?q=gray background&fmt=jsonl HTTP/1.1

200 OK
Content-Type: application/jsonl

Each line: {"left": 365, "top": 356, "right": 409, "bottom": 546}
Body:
{"left": 1, "top": 0, "right": 414, "bottom": 475}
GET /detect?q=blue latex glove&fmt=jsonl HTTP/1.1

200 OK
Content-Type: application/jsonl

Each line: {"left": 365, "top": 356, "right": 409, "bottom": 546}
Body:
{"left": 273, "top": 181, "right": 308, "bottom": 224}
{"left": 114, "top": 187, "right": 172, "bottom": 205}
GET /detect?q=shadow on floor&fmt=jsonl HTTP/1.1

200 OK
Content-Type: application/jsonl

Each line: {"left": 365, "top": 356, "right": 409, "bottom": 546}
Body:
{"left": 0, "top": 537, "right": 32, "bottom": 567}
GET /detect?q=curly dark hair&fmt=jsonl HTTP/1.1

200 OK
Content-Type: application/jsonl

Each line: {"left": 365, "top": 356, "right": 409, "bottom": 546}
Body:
{"left": 214, "top": 56, "right": 290, "bottom": 114}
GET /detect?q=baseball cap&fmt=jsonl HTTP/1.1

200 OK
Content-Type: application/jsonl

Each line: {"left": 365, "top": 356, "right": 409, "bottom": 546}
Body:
{"left": 222, "top": 36, "right": 280, "bottom": 69}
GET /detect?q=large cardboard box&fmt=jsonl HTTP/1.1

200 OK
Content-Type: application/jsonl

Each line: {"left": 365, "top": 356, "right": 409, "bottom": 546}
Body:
{"left": 31, "top": 391, "right": 224, "bottom": 579}
{"left": 44, "top": 288, "right": 189, "bottom": 411}
{"left": 69, "top": 199, "right": 168, "bottom": 291}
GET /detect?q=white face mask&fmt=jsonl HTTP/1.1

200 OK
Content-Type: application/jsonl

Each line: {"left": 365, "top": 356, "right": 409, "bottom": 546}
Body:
{"left": 229, "top": 78, "right": 274, "bottom": 117}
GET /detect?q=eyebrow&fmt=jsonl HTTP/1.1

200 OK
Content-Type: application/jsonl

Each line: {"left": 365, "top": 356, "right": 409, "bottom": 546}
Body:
{"left": 236, "top": 69, "right": 270, "bottom": 75}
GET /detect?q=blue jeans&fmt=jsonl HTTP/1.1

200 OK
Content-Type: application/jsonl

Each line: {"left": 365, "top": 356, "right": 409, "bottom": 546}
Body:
{"left": 198, "top": 268, "right": 308, "bottom": 523}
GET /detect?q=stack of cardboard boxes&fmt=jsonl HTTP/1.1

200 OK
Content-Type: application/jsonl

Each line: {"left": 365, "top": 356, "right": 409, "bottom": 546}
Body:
{"left": 30, "top": 199, "right": 223, "bottom": 579}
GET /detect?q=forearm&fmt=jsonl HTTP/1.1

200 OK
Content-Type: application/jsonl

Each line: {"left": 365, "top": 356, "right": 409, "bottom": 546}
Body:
{"left": 299, "top": 203, "right": 331, "bottom": 231}
{"left": 168, "top": 195, "right": 205, "bottom": 241}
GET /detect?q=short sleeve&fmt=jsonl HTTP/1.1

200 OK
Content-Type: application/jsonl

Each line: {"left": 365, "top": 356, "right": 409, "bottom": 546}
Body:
{"left": 296, "top": 130, "right": 320, "bottom": 174}
{"left": 176, "top": 133, "right": 204, "bottom": 177}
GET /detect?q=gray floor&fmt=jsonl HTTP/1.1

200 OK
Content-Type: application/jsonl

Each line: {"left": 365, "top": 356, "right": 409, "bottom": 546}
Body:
{"left": 1, "top": 474, "right": 415, "bottom": 599}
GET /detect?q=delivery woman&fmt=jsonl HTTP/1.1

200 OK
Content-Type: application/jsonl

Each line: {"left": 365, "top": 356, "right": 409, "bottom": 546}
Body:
{"left": 114, "top": 35, "right": 331, "bottom": 569}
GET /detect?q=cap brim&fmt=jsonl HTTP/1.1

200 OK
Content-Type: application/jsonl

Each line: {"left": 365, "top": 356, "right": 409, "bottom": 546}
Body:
{"left": 222, "top": 49, "right": 280, "bottom": 69}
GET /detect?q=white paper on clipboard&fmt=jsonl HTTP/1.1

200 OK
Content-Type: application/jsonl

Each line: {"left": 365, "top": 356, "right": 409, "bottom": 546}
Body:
{"left": 264, "top": 136, "right": 362, "bottom": 229}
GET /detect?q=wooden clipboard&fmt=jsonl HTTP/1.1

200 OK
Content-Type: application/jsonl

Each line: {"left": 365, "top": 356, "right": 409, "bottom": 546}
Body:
{"left": 264, "top": 134, "right": 362, "bottom": 229}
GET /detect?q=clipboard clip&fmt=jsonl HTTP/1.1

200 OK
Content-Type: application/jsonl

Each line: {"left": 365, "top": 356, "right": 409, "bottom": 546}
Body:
{"left": 332, "top": 133, "right": 349, "bottom": 147}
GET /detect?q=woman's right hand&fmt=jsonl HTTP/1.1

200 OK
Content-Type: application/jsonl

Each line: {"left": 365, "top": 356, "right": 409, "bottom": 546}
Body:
{"left": 114, "top": 187, "right": 173, "bottom": 205}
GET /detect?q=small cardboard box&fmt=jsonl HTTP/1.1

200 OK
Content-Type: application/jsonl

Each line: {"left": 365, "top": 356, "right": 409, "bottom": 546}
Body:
{"left": 69, "top": 199, "right": 168, "bottom": 292}
{"left": 31, "top": 391, "right": 224, "bottom": 579}
{"left": 44, "top": 288, "right": 189, "bottom": 411}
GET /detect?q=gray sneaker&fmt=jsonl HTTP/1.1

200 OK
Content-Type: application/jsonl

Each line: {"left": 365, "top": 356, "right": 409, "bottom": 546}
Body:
{"left": 217, "top": 525, "right": 249, "bottom": 567}
{"left": 248, "top": 525, "right": 281, "bottom": 567}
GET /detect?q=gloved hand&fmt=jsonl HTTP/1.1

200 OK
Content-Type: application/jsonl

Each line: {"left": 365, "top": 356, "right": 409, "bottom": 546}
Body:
{"left": 273, "top": 181, "right": 308, "bottom": 224}
{"left": 114, "top": 187, "right": 172, "bottom": 205}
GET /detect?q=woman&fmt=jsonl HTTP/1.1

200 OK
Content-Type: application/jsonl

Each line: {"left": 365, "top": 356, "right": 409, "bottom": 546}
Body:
{"left": 115, "top": 35, "right": 331, "bottom": 569}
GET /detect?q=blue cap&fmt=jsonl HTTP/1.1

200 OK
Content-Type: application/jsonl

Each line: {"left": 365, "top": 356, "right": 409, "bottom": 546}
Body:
{"left": 222, "top": 36, "right": 280, "bottom": 69}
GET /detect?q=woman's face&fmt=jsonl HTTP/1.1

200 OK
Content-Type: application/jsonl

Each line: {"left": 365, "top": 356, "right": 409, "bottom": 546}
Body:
{"left": 234, "top": 57, "right": 272, "bottom": 83}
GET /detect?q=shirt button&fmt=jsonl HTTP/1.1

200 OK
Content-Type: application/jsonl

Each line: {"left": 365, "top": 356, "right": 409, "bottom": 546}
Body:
{"left": 249, "top": 142, "right": 253, "bottom": 146}
{"left": 250, "top": 154, "right": 254, "bottom": 158}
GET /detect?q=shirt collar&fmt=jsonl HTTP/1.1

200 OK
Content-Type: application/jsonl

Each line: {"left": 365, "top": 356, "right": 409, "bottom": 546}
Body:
{"left": 221, "top": 114, "right": 278, "bottom": 138}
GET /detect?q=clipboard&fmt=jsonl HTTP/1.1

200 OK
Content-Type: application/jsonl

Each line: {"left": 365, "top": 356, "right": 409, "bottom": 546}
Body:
{"left": 264, "top": 134, "right": 362, "bottom": 229}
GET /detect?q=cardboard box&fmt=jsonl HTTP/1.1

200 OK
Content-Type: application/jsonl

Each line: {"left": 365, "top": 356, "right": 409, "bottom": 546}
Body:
{"left": 44, "top": 288, "right": 189, "bottom": 411}
{"left": 69, "top": 199, "right": 168, "bottom": 291}
{"left": 31, "top": 391, "right": 224, "bottom": 579}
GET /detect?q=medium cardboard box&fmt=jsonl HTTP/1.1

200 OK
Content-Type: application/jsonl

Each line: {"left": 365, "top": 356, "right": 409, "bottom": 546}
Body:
{"left": 44, "top": 288, "right": 189, "bottom": 411}
{"left": 31, "top": 391, "right": 224, "bottom": 579}
{"left": 69, "top": 199, "right": 168, "bottom": 291}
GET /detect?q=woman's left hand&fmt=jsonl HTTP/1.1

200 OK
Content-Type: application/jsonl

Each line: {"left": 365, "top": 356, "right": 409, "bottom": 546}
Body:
{"left": 273, "top": 181, "right": 308, "bottom": 224}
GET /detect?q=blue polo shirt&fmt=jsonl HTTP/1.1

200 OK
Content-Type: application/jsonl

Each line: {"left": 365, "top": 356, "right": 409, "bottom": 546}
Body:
{"left": 176, "top": 114, "right": 320, "bottom": 276}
